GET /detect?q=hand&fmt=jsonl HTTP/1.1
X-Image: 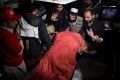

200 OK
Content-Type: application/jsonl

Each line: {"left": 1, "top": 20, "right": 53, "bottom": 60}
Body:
{"left": 94, "top": 35, "right": 103, "bottom": 43}
{"left": 87, "top": 29, "right": 103, "bottom": 43}
{"left": 78, "top": 44, "right": 88, "bottom": 55}
{"left": 51, "top": 13, "right": 58, "bottom": 21}
{"left": 86, "top": 28, "right": 95, "bottom": 40}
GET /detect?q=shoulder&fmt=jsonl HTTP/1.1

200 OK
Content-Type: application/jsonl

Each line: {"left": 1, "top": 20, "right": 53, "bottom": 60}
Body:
{"left": 93, "top": 19, "right": 104, "bottom": 26}
{"left": 78, "top": 16, "right": 83, "bottom": 20}
{"left": 0, "top": 28, "right": 17, "bottom": 40}
{"left": 77, "top": 16, "right": 83, "bottom": 24}
{"left": 94, "top": 19, "right": 104, "bottom": 25}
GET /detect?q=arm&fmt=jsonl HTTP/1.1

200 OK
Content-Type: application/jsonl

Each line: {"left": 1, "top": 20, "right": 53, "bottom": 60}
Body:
{"left": 86, "top": 28, "right": 103, "bottom": 43}
{"left": 17, "top": 39, "right": 24, "bottom": 56}
{"left": 3, "top": 33, "right": 23, "bottom": 56}
{"left": 38, "top": 20, "right": 52, "bottom": 50}
{"left": 65, "top": 27, "right": 70, "bottom": 31}
{"left": 79, "top": 21, "right": 86, "bottom": 39}
{"left": 58, "top": 17, "right": 69, "bottom": 32}
{"left": 78, "top": 43, "right": 88, "bottom": 55}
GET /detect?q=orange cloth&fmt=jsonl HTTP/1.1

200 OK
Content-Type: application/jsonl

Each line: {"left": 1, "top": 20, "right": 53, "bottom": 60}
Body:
{"left": 29, "top": 32, "right": 85, "bottom": 80}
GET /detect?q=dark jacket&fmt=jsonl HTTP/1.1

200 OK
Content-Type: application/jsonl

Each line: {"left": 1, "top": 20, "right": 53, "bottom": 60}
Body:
{"left": 21, "top": 14, "right": 51, "bottom": 58}
{"left": 80, "top": 19, "right": 105, "bottom": 51}
{"left": 51, "top": 9, "right": 69, "bottom": 32}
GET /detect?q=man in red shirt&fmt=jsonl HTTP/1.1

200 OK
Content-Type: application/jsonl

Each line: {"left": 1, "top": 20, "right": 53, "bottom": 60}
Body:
{"left": 0, "top": 7, "right": 27, "bottom": 80}
{"left": 28, "top": 32, "right": 87, "bottom": 80}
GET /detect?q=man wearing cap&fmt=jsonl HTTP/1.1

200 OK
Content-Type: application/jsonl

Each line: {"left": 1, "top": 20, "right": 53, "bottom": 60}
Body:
{"left": 0, "top": 7, "right": 27, "bottom": 80}
{"left": 66, "top": 8, "right": 83, "bottom": 33}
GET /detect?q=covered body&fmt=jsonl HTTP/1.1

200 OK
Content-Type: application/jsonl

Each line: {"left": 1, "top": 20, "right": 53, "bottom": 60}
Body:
{"left": 29, "top": 32, "right": 85, "bottom": 80}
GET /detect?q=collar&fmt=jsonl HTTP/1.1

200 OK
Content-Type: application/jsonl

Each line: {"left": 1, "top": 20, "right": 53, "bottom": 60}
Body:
{"left": 88, "top": 20, "right": 94, "bottom": 27}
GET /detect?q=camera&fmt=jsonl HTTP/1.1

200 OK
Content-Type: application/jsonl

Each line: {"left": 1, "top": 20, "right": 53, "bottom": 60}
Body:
{"left": 97, "top": 0, "right": 120, "bottom": 22}
{"left": 98, "top": 6, "right": 120, "bottom": 22}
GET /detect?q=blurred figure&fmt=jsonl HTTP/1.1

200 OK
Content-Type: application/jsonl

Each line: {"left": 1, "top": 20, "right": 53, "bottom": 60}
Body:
{"left": 30, "top": 2, "right": 47, "bottom": 21}
{"left": 0, "top": 7, "right": 27, "bottom": 80}
{"left": 67, "top": 8, "right": 83, "bottom": 33}
{"left": 79, "top": 0, "right": 93, "bottom": 17}
{"left": 27, "top": 32, "right": 87, "bottom": 80}
{"left": 79, "top": 8, "right": 106, "bottom": 80}
{"left": 83, "top": 0, "right": 92, "bottom": 8}
{"left": 50, "top": 4, "right": 69, "bottom": 32}
{"left": 20, "top": 3, "right": 52, "bottom": 72}
{"left": 80, "top": 8, "right": 105, "bottom": 51}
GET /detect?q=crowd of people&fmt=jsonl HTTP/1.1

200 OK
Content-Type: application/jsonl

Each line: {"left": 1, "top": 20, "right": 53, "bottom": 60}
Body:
{"left": 0, "top": 0, "right": 111, "bottom": 80}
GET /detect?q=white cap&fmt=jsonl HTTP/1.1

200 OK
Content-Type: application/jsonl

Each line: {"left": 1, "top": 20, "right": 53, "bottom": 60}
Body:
{"left": 70, "top": 8, "right": 78, "bottom": 14}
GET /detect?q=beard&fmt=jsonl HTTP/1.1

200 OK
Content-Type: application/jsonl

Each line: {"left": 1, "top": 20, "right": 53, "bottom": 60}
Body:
{"left": 86, "top": 19, "right": 93, "bottom": 23}
{"left": 69, "top": 19, "right": 76, "bottom": 22}
{"left": 69, "top": 17, "right": 77, "bottom": 22}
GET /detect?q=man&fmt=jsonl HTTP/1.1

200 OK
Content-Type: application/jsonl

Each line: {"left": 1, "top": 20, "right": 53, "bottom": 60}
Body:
{"left": 0, "top": 7, "right": 26, "bottom": 80}
{"left": 50, "top": 4, "right": 69, "bottom": 32}
{"left": 83, "top": 0, "right": 92, "bottom": 8}
{"left": 20, "top": 4, "right": 52, "bottom": 72}
{"left": 67, "top": 8, "right": 83, "bottom": 33}
{"left": 80, "top": 8, "right": 105, "bottom": 51}
{"left": 79, "top": 8, "right": 106, "bottom": 80}
{"left": 27, "top": 32, "right": 87, "bottom": 80}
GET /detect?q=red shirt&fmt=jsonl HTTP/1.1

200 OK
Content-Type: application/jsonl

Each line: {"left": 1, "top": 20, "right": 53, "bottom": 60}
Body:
{"left": 29, "top": 32, "right": 85, "bottom": 80}
{"left": 0, "top": 28, "right": 23, "bottom": 67}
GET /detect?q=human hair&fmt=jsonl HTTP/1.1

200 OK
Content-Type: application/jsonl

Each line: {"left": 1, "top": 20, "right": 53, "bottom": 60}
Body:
{"left": 84, "top": 8, "right": 94, "bottom": 15}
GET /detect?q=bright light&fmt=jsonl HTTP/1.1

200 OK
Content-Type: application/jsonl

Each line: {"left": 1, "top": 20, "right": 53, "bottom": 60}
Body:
{"left": 34, "top": 0, "right": 77, "bottom": 4}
